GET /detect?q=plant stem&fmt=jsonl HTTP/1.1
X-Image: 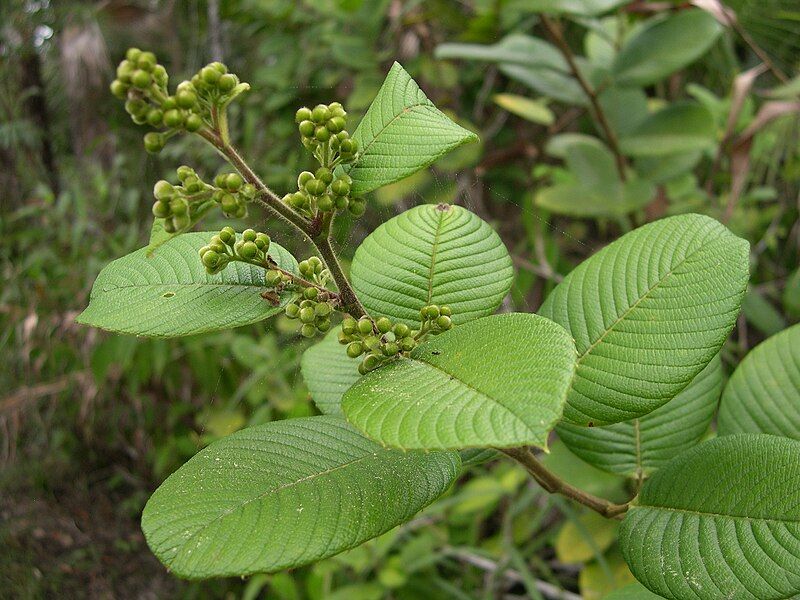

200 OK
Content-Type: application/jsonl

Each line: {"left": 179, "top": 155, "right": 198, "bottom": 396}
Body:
{"left": 539, "top": 14, "right": 628, "bottom": 181}
{"left": 502, "top": 447, "right": 629, "bottom": 519}
{"left": 198, "top": 129, "right": 369, "bottom": 319}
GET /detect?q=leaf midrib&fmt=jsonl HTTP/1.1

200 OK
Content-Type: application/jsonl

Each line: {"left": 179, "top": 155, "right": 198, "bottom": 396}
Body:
{"left": 355, "top": 102, "right": 431, "bottom": 164}
{"left": 425, "top": 210, "right": 447, "bottom": 306}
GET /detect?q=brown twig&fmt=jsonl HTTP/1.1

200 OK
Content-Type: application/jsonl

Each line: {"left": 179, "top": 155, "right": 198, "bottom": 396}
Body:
{"left": 539, "top": 15, "right": 628, "bottom": 181}
{"left": 503, "top": 447, "right": 630, "bottom": 519}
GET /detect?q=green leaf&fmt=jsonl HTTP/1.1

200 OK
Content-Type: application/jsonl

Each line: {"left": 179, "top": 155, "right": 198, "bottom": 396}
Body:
{"left": 619, "top": 434, "right": 800, "bottom": 600}
{"left": 619, "top": 102, "right": 717, "bottom": 157}
{"left": 301, "top": 329, "right": 360, "bottom": 416}
{"left": 342, "top": 313, "right": 576, "bottom": 450}
{"left": 76, "top": 233, "right": 298, "bottom": 337}
{"left": 555, "top": 511, "right": 619, "bottom": 564}
{"left": 141, "top": 416, "right": 460, "bottom": 578}
{"left": 602, "top": 583, "right": 666, "bottom": 599}
{"left": 350, "top": 204, "right": 513, "bottom": 327}
{"left": 500, "top": 62, "right": 587, "bottom": 106}
{"left": 612, "top": 10, "right": 723, "bottom": 87}
{"left": 520, "top": 0, "right": 628, "bottom": 16}
{"left": 539, "top": 214, "right": 749, "bottom": 425}
{"left": 492, "top": 94, "right": 554, "bottom": 125}
{"left": 536, "top": 140, "right": 654, "bottom": 217}
{"left": 718, "top": 323, "right": 800, "bottom": 440}
{"left": 435, "top": 34, "right": 566, "bottom": 71}
{"left": 345, "top": 62, "right": 477, "bottom": 195}
{"left": 741, "top": 286, "right": 787, "bottom": 336}
{"left": 784, "top": 268, "right": 800, "bottom": 319}
{"left": 557, "top": 355, "right": 722, "bottom": 478}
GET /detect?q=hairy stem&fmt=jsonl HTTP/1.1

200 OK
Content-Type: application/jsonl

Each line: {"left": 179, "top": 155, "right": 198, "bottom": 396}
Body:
{"left": 503, "top": 447, "right": 629, "bottom": 519}
{"left": 540, "top": 15, "right": 628, "bottom": 181}
{"left": 198, "top": 129, "right": 368, "bottom": 319}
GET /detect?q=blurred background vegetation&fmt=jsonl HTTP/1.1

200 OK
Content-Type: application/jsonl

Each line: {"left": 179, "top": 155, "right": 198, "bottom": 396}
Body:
{"left": 1, "top": 0, "right": 798, "bottom": 598}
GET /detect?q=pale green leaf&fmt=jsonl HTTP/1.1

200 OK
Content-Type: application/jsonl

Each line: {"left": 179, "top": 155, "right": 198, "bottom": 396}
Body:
{"left": 620, "top": 102, "right": 717, "bottom": 157}
{"left": 141, "top": 416, "right": 460, "bottom": 578}
{"left": 718, "top": 323, "right": 800, "bottom": 440}
{"left": 521, "top": 0, "right": 628, "bottom": 16}
{"left": 557, "top": 355, "right": 722, "bottom": 477}
{"left": 492, "top": 94, "right": 554, "bottom": 125}
{"left": 345, "top": 62, "right": 477, "bottom": 195}
{"left": 619, "top": 434, "right": 800, "bottom": 600}
{"left": 535, "top": 179, "right": 654, "bottom": 218}
{"left": 301, "top": 329, "right": 360, "bottom": 416}
{"left": 435, "top": 34, "right": 566, "bottom": 71}
{"left": 555, "top": 511, "right": 619, "bottom": 564}
{"left": 350, "top": 204, "right": 513, "bottom": 327}
{"left": 500, "top": 62, "right": 588, "bottom": 106}
{"left": 342, "top": 313, "right": 576, "bottom": 450}
{"left": 77, "top": 233, "right": 298, "bottom": 337}
{"left": 539, "top": 214, "right": 749, "bottom": 425}
{"left": 612, "top": 10, "right": 723, "bottom": 87}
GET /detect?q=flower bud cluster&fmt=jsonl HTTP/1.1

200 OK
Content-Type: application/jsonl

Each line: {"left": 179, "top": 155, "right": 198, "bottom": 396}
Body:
{"left": 338, "top": 316, "right": 416, "bottom": 375}
{"left": 284, "top": 285, "right": 335, "bottom": 339}
{"left": 198, "top": 227, "right": 273, "bottom": 275}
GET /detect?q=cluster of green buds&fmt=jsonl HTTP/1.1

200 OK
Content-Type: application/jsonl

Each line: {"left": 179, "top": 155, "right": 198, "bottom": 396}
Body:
{"left": 284, "top": 286, "right": 335, "bottom": 338}
{"left": 418, "top": 304, "right": 453, "bottom": 333}
{"left": 198, "top": 227, "right": 273, "bottom": 275}
{"left": 211, "top": 172, "right": 256, "bottom": 218}
{"left": 281, "top": 169, "right": 364, "bottom": 219}
{"left": 111, "top": 48, "right": 248, "bottom": 153}
{"left": 339, "top": 316, "right": 417, "bottom": 375}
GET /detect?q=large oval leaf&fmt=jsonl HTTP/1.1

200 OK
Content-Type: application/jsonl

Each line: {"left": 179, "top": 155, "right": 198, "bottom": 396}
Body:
{"left": 345, "top": 62, "right": 477, "bottom": 195}
{"left": 539, "top": 214, "right": 749, "bottom": 425}
{"left": 350, "top": 204, "right": 513, "bottom": 327}
{"left": 612, "top": 10, "right": 723, "bottom": 87}
{"left": 76, "top": 233, "right": 297, "bottom": 337}
{"left": 301, "top": 329, "right": 360, "bottom": 416}
{"left": 557, "top": 355, "right": 722, "bottom": 478}
{"left": 342, "top": 313, "right": 576, "bottom": 450}
{"left": 619, "top": 102, "right": 716, "bottom": 157}
{"left": 141, "top": 416, "right": 459, "bottom": 578}
{"left": 619, "top": 434, "right": 800, "bottom": 600}
{"left": 718, "top": 323, "right": 800, "bottom": 439}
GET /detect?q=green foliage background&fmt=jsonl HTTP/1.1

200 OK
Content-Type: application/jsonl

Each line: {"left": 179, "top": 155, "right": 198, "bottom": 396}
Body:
{"left": 1, "top": 0, "right": 799, "bottom": 598}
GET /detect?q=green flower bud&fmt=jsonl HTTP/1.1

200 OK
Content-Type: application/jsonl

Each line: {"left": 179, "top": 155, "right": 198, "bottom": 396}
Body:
{"left": 153, "top": 180, "right": 174, "bottom": 200}
{"left": 376, "top": 317, "right": 392, "bottom": 334}
{"left": 328, "top": 102, "right": 346, "bottom": 118}
{"left": 399, "top": 336, "right": 416, "bottom": 352}
{"left": 202, "top": 250, "right": 222, "bottom": 269}
{"left": 299, "top": 307, "right": 315, "bottom": 323}
{"left": 347, "top": 342, "right": 363, "bottom": 358}
{"left": 233, "top": 204, "right": 247, "bottom": 219}
{"left": 255, "top": 233, "right": 270, "bottom": 250}
{"left": 342, "top": 317, "right": 358, "bottom": 335}
{"left": 241, "top": 228, "right": 255, "bottom": 242}
{"left": 218, "top": 73, "right": 237, "bottom": 92}
{"left": 339, "top": 139, "right": 356, "bottom": 154}
{"left": 136, "top": 51, "right": 157, "bottom": 71}
{"left": 303, "top": 287, "right": 318, "bottom": 300}
{"left": 326, "top": 116, "right": 345, "bottom": 133}
{"left": 233, "top": 240, "right": 245, "bottom": 255}
{"left": 382, "top": 342, "right": 399, "bottom": 357}
{"left": 201, "top": 66, "right": 220, "bottom": 85}
{"left": 240, "top": 241, "right": 258, "bottom": 259}
{"left": 163, "top": 219, "right": 177, "bottom": 233}
{"left": 298, "top": 260, "right": 311, "bottom": 276}
{"left": 297, "top": 171, "right": 314, "bottom": 188}
{"left": 184, "top": 114, "right": 203, "bottom": 132}
{"left": 330, "top": 179, "right": 350, "bottom": 196}
{"left": 361, "top": 354, "right": 382, "bottom": 372}
{"left": 110, "top": 79, "right": 129, "bottom": 99}
{"left": 440, "top": 306, "right": 452, "bottom": 317}
{"left": 266, "top": 270, "right": 282, "bottom": 287}
{"left": 225, "top": 173, "right": 243, "bottom": 191}
{"left": 338, "top": 331, "right": 352, "bottom": 345}
{"left": 295, "top": 107, "right": 312, "bottom": 123}
{"left": 185, "top": 179, "right": 203, "bottom": 194}
{"left": 285, "top": 303, "right": 301, "bottom": 319}
{"left": 125, "top": 48, "right": 142, "bottom": 62}
{"left": 348, "top": 198, "right": 366, "bottom": 217}
{"left": 143, "top": 132, "right": 165, "bottom": 153}
{"left": 176, "top": 165, "right": 194, "bottom": 180}
{"left": 357, "top": 318, "right": 374, "bottom": 335}
{"left": 299, "top": 300, "right": 314, "bottom": 309}
{"left": 298, "top": 120, "right": 315, "bottom": 138}
{"left": 316, "top": 318, "right": 331, "bottom": 333}
{"left": 116, "top": 60, "right": 135, "bottom": 82}
{"left": 304, "top": 179, "right": 326, "bottom": 196}
{"left": 436, "top": 315, "right": 452, "bottom": 330}
{"left": 241, "top": 183, "right": 256, "bottom": 198}
{"left": 131, "top": 69, "right": 151, "bottom": 89}
{"left": 334, "top": 196, "right": 349, "bottom": 211}
{"left": 124, "top": 98, "right": 147, "bottom": 116}
{"left": 289, "top": 192, "right": 308, "bottom": 209}
{"left": 170, "top": 198, "right": 188, "bottom": 216}
{"left": 219, "top": 226, "right": 235, "bottom": 244}
{"left": 162, "top": 96, "right": 177, "bottom": 110}
{"left": 301, "top": 323, "right": 317, "bottom": 338}
{"left": 209, "top": 61, "right": 227, "bottom": 74}
{"left": 391, "top": 323, "right": 409, "bottom": 338}
{"left": 314, "top": 126, "right": 331, "bottom": 142}
{"left": 315, "top": 168, "right": 333, "bottom": 185}
{"left": 153, "top": 65, "right": 168, "bottom": 86}
{"left": 152, "top": 201, "right": 170, "bottom": 218}
{"left": 424, "top": 305, "right": 440, "bottom": 319}
{"left": 317, "top": 195, "right": 334, "bottom": 212}
{"left": 311, "top": 104, "right": 330, "bottom": 123}
{"left": 220, "top": 193, "right": 238, "bottom": 214}
{"left": 308, "top": 256, "right": 323, "bottom": 272}
{"left": 176, "top": 90, "right": 197, "bottom": 109}
{"left": 364, "top": 336, "right": 381, "bottom": 351}
{"left": 314, "top": 302, "right": 332, "bottom": 317}
{"left": 163, "top": 109, "right": 184, "bottom": 128}
{"left": 146, "top": 108, "right": 164, "bottom": 127}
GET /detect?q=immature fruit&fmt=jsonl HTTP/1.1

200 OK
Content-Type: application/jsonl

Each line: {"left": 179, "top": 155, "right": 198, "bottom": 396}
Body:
{"left": 295, "top": 107, "right": 312, "bottom": 123}
{"left": 346, "top": 342, "right": 363, "bottom": 358}
{"left": 126, "top": 47, "right": 142, "bottom": 62}
{"left": 357, "top": 318, "right": 373, "bottom": 335}
{"left": 338, "top": 331, "right": 352, "bottom": 345}
{"left": 304, "top": 179, "right": 326, "bottom": 196}
{"left": 163, "top": 109, "right": 184, "bottom": 128}
{"left": 220, "top": 193, "right": 238, "bottom": 214}
{"left": 361, "top": 354, "right": 382, "bottom": 373}
{"left": 326, "top": 116, "right": 345, "bottom": 133}
{"left": 201, "top": 66, "right": 220, "bottom": 85}
{"left": 177, "top": 165, "right": 194, "bottom": 180}
{"left": 440, "top": 306, "right": 452, "bottom": 317}
{"left": 146, "top": 109, "right": 164, "bottom": 127}
{"left": 202, "top": 250, "right": 221, "bottom": 269}
{"left": 348, "top": 198, "right": 366, "bottom": 217}
{"left": 334, "top": 196, "right": 349, "bottom": 211}
{"left": 255, "top": 233, "right": 270, "bottom": 249}
{"left": 376, "top": 317, "right": 392, "bottom": 334}
{"left": 314, "top": 126, "right": 331, "bottom": 142}
{"left": 136, "top": 51, "right": 157, "bottom": 71}
{"left": 399, "top": 336, "right": 416, "bottom": 352}
{"left": 316, "top": 318, "right": 331, "bottom": 333}
{"left": 219, "top": 227, "right": 235, "bottom": 244}
{"left": 364, "top": 336, "right": 381, "bottom": 352}
{"left": 382, "top": 342, "right": 399, "bottom": 357}
{"left": 143, "top": 132, "right": 165, "bottom": 153}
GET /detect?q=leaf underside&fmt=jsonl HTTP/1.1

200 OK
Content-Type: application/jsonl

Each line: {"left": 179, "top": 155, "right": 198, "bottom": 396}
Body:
{"left": 345, "top": 62, "right": 477, "bottom": 195}
{"left": 350, "top": 204, "right": 514, "bottom": 327}
{"left": 620, "top": 434, "right": 800, "bottom": 600}
{"left": 76, "top": 233, "right": 298, "bottom": 337}
{"left": 141, "top": 416, "right": 460, "bottom": 578}
{"left": 718, "top": 323, "right": 800, "bottom": 440}
{"left": 342, "top": 313, "right": 576, "bottom": 450}
{"left": 539, "top": 214, "right": 749, "bottom": 426}
{"left": 557, "top": 354, "right": 722, "bottom": 478}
